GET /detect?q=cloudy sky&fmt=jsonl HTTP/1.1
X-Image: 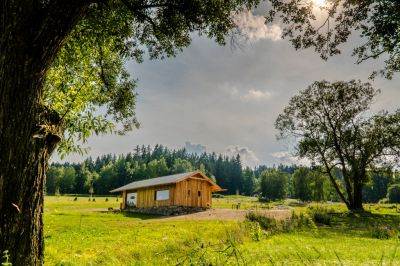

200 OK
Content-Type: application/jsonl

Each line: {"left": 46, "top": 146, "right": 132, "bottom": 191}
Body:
{"left": 57, "top": 7, "right": 400, "bottom": 167}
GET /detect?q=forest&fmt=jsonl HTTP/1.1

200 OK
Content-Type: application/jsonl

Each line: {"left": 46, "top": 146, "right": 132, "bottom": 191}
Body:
{"left": 48, "top": 144, "right": 400, "bottom": 204}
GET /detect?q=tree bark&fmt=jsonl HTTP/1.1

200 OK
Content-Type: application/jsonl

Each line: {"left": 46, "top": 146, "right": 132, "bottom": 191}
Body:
{"left": 352, "top": 177, "right": 364, "bottom": 211}
{"left": 0, "top": 1, "right": 89, "bottom": 264}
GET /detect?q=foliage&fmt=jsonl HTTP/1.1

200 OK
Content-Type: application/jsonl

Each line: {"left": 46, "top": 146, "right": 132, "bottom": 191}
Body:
{"left": 363, "top": 170, "right": 393, "bottom": 203}
{"left": 242, "top": 167, "right": 256, "bottom": 196}
{"left": 246, "top": 211, "right": 316, "bottom": 236}
{"left": 371, "top": 224, "right": 399, "bottom": 240}
{"left": 306, "top": 206, "right": 333, "bottom": 226}
{"left": 387, "top": 184, "right": 400, "bottom": 204}
{"left": 246, "top": 211, "right": 278, "bottom": 234}
{"left": 171, "top": 158, "right": 193, "bottom": 174}
{"left": 260, "top": 169, "right": 288, "bottom": 201}
{"left": 276, "top": 80, "right": 400, "bottom": 210}
{"left": 283, "top": 211, "right": 317, "bottom": 231}
{"left": 268, "top": 0, "right": 400, "bottom": 79}
{"left": 245, "top": 221, "right": 263, "bottom": 242}
{"left": 292, "top": 167, "right": 313, "bottom": 201}
{"left": 1, "top": 251, "right": 11, "bottom": 266}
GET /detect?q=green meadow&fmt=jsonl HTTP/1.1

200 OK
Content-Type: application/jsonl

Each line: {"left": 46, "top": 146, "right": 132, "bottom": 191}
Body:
{"left": 44, "top": 196, "right": 400, "bottom": 265}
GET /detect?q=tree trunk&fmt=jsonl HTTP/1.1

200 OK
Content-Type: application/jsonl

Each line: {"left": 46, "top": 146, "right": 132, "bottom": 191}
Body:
{"left": 0, "top": 1, "right": 89, "bottom": 264}
{"left": 0, "top": 52, "right": 63, "bottom": 265}
{"left": 1, "top": 66, "right": 60, "bottom": 264}
{"left": 351, "top": 179, "right": 364, "bottom": 211}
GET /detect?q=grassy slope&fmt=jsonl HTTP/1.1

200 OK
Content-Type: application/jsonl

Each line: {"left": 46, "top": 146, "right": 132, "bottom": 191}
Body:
{"left": 44, "top": 196, "right": 400, "bottom": 265}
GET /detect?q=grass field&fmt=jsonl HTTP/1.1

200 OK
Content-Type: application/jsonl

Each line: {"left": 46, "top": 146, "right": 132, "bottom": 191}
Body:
{"left": 44, "top": 196, "right": 400, "bottom": 265}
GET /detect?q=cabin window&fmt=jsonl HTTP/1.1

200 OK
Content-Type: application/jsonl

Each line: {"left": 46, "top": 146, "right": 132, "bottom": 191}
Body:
{"left": 155, "top": 190, "right": 169, "bottom": 200}
{"left": 198, "top": 191, "right": 201, "bottom": 197}
{"left": 188, "top": 190, "right": 191, "bottom": 196}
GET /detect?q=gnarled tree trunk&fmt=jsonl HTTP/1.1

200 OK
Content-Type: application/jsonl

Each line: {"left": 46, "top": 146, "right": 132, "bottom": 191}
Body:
{"left": 0, "top": 1, "right": 89, "bottom": 264}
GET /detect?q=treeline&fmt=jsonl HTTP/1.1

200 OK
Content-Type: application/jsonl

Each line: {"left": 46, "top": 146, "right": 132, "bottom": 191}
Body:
{"left": 47, "top": 144, "right": 400, "bottom": 203}
{"left": 48, "top": 144, "right": 246, "bottom": 195}
{"left": 258, "top": 167, "right": 400, "bottom": 203}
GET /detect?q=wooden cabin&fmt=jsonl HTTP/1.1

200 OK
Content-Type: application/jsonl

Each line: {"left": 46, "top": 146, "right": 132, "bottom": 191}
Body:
{"left": 110, "top": 171, "right": 223, "bottom": 209}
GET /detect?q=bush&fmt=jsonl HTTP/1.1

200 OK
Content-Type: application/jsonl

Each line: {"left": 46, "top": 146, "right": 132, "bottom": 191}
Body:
{"left": 387, "top": 184, "right": 400, "bottom": 203}
{"left": 284, "top": 211, "right": 317, "bottom": 231}
{"left": 212, "top": 194, "right": 224, "bottom": 198}
{"left": 244, "top": 221, "right": 263, "bottom": 241}
{"left": 245, "top": 211, "right": 317, "bottom": 236}
{"left": 307, "top": 206, "right": 333, "bottom": 226}
{"left": 245, "top": 212, "right": 278, "bottom": 233}
{"left": 371, "top": 224, "right": 399, "bottom": 239}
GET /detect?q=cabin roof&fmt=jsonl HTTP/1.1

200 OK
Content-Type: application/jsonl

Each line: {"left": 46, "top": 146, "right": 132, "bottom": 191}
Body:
{"left": 110, "top": 171, "right": 223, "bottom": 192}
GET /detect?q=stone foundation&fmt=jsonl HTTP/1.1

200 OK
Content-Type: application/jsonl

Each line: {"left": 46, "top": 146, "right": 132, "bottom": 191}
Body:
{"left": 125, "top": 205, "right": 208, "bottom": 216}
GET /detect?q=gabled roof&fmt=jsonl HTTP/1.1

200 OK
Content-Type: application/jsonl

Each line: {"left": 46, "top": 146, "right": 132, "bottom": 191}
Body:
{"left": 110, "top": 171, "right": 223, "bottom": 193}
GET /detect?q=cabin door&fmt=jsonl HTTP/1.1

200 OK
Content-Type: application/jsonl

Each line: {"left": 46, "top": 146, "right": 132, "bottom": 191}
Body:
{"left": 126, "top": 192, "right": 137, "bottom": 207}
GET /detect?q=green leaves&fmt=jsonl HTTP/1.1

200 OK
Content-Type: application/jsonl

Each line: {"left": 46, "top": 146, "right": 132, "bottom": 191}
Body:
{"left": 268, "top": 0, "right": 400, "bottom": 78}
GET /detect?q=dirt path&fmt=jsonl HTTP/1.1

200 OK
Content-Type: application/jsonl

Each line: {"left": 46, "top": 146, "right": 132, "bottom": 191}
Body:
{"left": 58, "top": 207, "right": 292, "bottom": 222}
{"left": 152, "top": 208, "right": 292, "bottom": 221}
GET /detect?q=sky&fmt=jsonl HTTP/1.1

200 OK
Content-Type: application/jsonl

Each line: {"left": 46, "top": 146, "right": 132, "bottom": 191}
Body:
{"left": 56, "top": 8, "right": 400, "bottom": 168}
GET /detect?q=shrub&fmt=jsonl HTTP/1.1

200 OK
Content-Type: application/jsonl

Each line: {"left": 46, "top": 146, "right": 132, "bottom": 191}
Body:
{"left": 245, "top": 211, "right": 317, "bottom": 236}
{"left": 244, "top": 221, "right": 263, "bottom": 241}
{"left": 284, "top": 211, "right": 317, "bottom": 231}
{"left": 245, "top": 212, "right": 278, "bottom": 234}
{"left": 371, "top": 224, "right": 399, "bottom": 239}
{"left": 307, "top": 206, "right": 333, "bottom": 226}
{"left": 387, "top": 184, "right": 400, "bottom": 203}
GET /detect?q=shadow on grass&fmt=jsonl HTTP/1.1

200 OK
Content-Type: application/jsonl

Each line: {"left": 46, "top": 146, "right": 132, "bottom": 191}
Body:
{"left": 328, "top": 211, "right": 400, "bottom": 238}
{"left": 119, "top": 211, "right": 162, "bottom": 220}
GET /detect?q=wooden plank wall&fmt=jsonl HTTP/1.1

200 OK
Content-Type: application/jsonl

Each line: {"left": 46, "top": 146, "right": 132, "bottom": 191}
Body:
{"left": 174, "top": 177, "right": 212, "bottom": 208}
{"left": 121, "top": 191, "right": 127, "bottom": 209}
{"left": 135, "top": 185, "right": 175, "bottom": 208}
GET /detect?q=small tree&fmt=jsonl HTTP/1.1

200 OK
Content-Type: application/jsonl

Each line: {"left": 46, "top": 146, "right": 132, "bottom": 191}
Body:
{"left": 292, "top": 167, "right": 313, "bottom": 202}
{"left": 260, "top": 169, "right": 288, "bottom": 201}
{"left": 309, "top": 170, "right": 328, "bottom": 202}
{"left": 242, "top": 167, "right": 256, "bottom": 196}
{"left": 276, "top": 80, "right": 400, "bottom": 210}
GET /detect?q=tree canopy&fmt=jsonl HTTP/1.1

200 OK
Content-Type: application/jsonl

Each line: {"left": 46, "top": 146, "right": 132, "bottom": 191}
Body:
{"left": 268, "top": 0, "right": 400, "bottom": 78}
{"left": 275, "top": 80, "right": 400, "bottom": 210}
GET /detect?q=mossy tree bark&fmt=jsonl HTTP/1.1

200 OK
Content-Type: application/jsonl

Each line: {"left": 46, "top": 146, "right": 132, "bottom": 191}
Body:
{"left": 0, "top": 1, "right": 89, "bottom": 264}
